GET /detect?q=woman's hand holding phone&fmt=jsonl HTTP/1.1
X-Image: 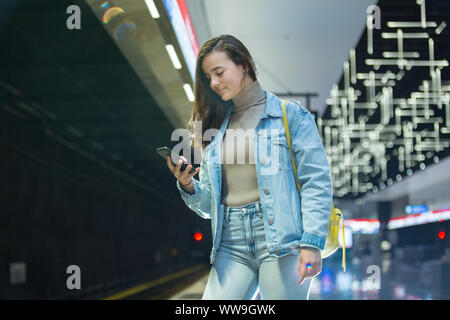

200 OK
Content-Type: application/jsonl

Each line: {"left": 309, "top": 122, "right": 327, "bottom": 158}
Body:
{"left": 166, "top": 156, "right": 200, "bottom": 191}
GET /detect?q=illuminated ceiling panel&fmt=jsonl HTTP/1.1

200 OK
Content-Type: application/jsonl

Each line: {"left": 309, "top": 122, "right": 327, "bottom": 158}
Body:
{"left": 321, "top": 0, "right": 450, "bottom": 199}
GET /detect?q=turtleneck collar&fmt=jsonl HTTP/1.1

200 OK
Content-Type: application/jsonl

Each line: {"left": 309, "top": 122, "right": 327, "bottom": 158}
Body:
{"left": 232, "top": 79, "right": 266, "bottom": 113}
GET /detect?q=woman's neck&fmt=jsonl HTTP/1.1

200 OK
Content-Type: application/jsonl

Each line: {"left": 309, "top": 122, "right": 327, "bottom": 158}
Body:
{"left": 232, "top": 79, "right": 265, "bottom": 113}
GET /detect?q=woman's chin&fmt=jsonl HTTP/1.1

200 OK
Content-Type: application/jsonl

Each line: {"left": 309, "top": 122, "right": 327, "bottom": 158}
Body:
{"left": 219, "top": 93, "right": 231, "bottom": 101}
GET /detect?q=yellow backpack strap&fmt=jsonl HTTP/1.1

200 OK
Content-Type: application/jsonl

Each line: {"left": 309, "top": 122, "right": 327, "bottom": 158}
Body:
{"left": 342, "top": 218, "right": 346, "bottom": 272}
{"left": 335, "top": 207, "right": 346, "bottom": 272}
{"left": 281, "top": 100, "right": 302, "bottom": 194}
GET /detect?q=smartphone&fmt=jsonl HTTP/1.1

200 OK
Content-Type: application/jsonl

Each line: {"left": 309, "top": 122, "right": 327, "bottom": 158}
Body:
{"left": 157, "top": 146, "right": 198, "bottom": 174}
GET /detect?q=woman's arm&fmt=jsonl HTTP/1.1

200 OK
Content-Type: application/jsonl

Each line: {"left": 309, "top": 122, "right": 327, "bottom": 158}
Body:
{"left": 175, "top": 149, "right": 213, "bottom": 220}
{"left": 288, "top": 101, "right": 333, "bottom": 251}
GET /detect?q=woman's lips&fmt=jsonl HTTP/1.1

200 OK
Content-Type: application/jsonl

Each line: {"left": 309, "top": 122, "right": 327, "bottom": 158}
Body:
{"left": 217, "top": 88, "right": 226, "bottom": 94}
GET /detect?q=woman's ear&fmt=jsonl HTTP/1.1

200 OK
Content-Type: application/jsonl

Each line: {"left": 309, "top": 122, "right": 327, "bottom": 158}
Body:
{"left": 239, "top": 63, "right": 248, "bottom": 74}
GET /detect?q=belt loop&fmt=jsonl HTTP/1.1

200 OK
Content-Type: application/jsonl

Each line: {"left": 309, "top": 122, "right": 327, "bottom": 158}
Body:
{"left": 225, "top": 206, "right": 230, "bottom": 222}
{"left": 240, "top": 207, "right": 246, "bottom": 219}
{"left": 256, "top": 202, "right": 262, "bottom": 217}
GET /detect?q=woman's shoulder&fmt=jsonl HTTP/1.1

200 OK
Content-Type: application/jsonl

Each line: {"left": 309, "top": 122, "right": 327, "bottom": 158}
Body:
{"left": 286, "top": 100, "right": 311, "bottom": 115}
{"left": 265, "top": 90, "right": 311, "bottom": 119}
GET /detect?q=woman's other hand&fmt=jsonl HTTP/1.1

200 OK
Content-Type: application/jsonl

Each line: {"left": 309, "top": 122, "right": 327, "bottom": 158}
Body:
{"left": 298, "top": 247, "right": 322, "bottom": 285}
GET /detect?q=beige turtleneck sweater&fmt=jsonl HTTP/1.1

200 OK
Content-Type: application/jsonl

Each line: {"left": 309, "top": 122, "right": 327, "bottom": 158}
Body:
{"left": 220, "top": 80, "right": 266, "bottom": 206}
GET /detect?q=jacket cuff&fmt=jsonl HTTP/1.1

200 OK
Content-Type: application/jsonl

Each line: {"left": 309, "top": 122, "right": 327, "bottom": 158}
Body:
{"left": 300, "top": 244, "right": 321, "bottom": 251}
{"left": 176, "top": 179, "right": 200, "bottom": 202}
{"left": 300, "top": 232, "right": 326, "bottom": 251}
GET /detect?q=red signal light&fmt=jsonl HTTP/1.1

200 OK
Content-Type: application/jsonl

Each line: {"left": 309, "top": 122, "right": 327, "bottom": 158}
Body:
{"left": 438, "top": 231, "right": 445, "bottom": 240}
{"left": 194, "top": 232, "right": 203, "bottom": 241}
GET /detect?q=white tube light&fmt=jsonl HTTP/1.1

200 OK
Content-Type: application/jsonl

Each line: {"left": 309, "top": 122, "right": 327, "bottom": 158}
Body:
{"left": 145, "top": 0, "right": 160, "bottom": 18}
{"left": 387, "top": 21, "right": 437, "bottom": 28}
{"left": 383, "top": 51, "right": 419, "bottom": 58}
{"left": 366, "top": 59, "right": 448, "bottom": 67}
{"left": 381, "top": 32, "right": 429, "bottom": 39}
{"left": 165, "top": 44, "right": 182, "bottom": 69}
{"left": 183, "top": 83, "right": 195, "bottom": 102}
{"left": 436, "top": 21, "right": 447, "bottom": 35}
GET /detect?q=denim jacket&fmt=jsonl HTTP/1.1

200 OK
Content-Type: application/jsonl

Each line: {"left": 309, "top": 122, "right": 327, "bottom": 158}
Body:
{"left": 176, "top": 90, "right": 333, "bottom": 265}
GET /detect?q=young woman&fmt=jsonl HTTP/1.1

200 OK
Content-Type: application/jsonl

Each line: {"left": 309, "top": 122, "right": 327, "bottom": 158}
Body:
{"left": 166, "top": 35, "right": 333, "bottom": 299}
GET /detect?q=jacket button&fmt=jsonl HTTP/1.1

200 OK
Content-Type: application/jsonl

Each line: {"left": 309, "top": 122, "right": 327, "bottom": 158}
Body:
{"left": 260, "top": 158, "right": 266, "bottom": 164}
{"left": 268, "top": 217, "right": 274, "bottom": 224}
{"left": 264, "top": 189, "right": 270, "bottom": 195}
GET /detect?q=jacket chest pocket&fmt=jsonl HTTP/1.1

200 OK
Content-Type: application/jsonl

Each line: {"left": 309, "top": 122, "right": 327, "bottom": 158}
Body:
{"left": 257, "top": 130, "right": 291, "bottom": 175}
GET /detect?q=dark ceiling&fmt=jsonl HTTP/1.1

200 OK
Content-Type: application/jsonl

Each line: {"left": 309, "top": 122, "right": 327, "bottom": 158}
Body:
{"left": 0, "top": 0, "right": 184, "bottom": 203}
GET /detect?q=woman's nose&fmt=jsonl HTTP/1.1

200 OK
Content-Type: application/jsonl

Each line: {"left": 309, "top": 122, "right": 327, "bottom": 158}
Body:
{"left": 210, "top": 77, "right": 219, "bottom": 88}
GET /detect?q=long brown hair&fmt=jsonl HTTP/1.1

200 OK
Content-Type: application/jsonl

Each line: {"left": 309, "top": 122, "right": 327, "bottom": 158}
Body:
{"left": 187, "top": 35, "right": 257, "bottom": 150}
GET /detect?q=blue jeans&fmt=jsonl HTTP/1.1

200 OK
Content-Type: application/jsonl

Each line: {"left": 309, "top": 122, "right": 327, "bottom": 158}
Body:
{"left": 202, "top": 201, "right": 312, "bottom": 300}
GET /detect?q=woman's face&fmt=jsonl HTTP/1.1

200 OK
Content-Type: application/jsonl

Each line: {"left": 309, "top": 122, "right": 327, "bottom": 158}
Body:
{"left": 201, "top": 50, "right": 253, "bottom": 101}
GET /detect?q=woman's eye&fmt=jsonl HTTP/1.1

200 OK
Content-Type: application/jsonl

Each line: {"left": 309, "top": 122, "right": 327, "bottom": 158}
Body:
{"left": 217, "top": 71, "right": 224, "bottom": 76}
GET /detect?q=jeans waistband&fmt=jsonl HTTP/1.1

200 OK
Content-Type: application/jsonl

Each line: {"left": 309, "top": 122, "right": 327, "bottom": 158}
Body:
{"left": 223, "top": 201, "right": 262, "bottom": 219}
